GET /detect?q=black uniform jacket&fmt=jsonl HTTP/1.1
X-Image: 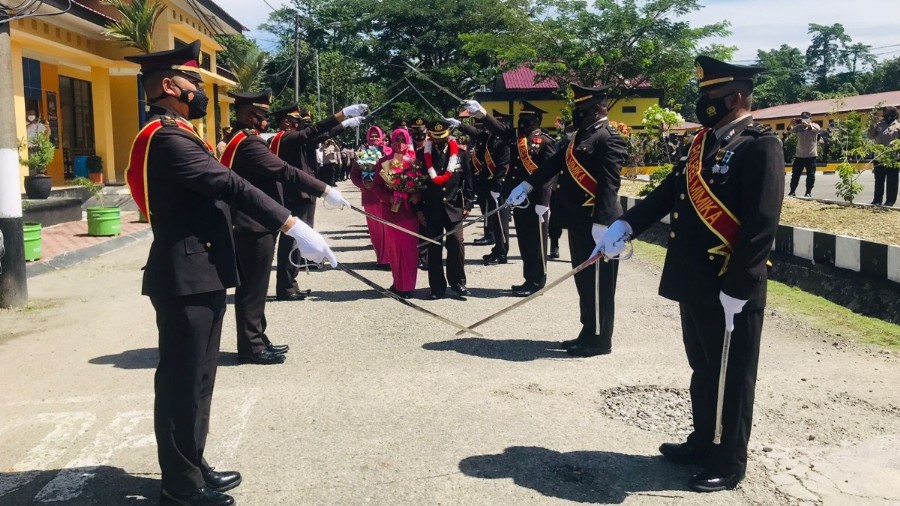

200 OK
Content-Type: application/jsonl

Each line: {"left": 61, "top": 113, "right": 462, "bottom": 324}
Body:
{"left": 482, "top": 115, "right": 558, "bottom": 204}
{"left": 228, "top": 123, "right": 328, "bottom": 233}
{"left": 527, "top": 119, "right": 627, "bottom": 228}
{"left": 457, "top": 123, "right": 510, "bottom": 195}
{"left": 275, "top": 115, "right": 341, "bottom": 200}
{"left": 415, "top": 142, "right": 475, "bottom": 223}
{"left": 140, "top": 107, "right": 290, "bottom": 298}
{"left": 621, "top": 117, "right": 785, "bottom": 309}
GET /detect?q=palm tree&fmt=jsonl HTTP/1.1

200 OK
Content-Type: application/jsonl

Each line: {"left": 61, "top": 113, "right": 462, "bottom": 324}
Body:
{"left": 102, "top": 0, "right": 167, "bottom": 53}
{"left": 217, "top": 36, "right": 268, "bottom": 92}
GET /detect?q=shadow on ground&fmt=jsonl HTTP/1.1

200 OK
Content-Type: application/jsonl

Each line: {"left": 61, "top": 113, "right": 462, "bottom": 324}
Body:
{"left": 0, "top": 466, "right": 159, "bottom": 505}
{"left": 459, "top": 446, "right": 693, "bottom": 504}
{"left": 90, "top": 348, "right": 242, "bottom": 369}
{"left": 422, "top": 338, "right": 571, "bottom": 362}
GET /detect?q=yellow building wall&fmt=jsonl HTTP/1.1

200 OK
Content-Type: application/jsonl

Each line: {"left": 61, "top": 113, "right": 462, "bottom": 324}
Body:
{"left": 110, "top": 75, "right": 140, "bottom": 182}
{"left": 479, "top": 96, "right": 661, "bottom": 130}
{"left": 758, "top": 111, "right": 866, "bottom": 133}
{"left": 11, "top": 41, "right": 27, "bottom": 192}
{"left": 39, "top": 62, "right": 63, "bottom": 185}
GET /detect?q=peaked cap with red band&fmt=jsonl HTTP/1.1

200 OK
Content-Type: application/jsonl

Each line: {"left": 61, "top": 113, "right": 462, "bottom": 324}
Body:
{"left": 125, "top": 40, "right": 204, "bottom": 82}
{"left": 227, "top": 89, "right": 273, "bottom": 112}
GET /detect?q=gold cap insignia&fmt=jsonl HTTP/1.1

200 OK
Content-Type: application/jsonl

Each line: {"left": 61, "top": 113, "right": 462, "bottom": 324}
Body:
{"left": 435, "top": 124, "right": 443, "bottom": 131}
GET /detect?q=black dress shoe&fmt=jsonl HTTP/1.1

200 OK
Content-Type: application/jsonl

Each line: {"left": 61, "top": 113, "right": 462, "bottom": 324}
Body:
{"left": 276, "top": 289, "right": 311, "bottom": 301}
{"left": 483, "top": 254, "right": 508, "bottom": 265}
{"left": 559, "top": 337, "right": 581, "bottom": 349}
{"left": 161, "top": 487, "right": 234, "bottom": 506}
{"left": 430, "top": 290, "right": 446, "bottom": 300}
{"left": 689, "top": 469, "right": 745, "bottom": 492}
{"left": 238, "top": 350, "right": 286, "bottom": 365}
{"left": 203, "top": 469, "right": 242, "bottom": 493}
{"left": 871, "top": 200, "right": 882, "bottom": 205}
{"left": 511, "top": 282, "right": 526, "bottom": 291}
{"left": 265, "top": 343, "right": 289, "bottom": 355}
{"left": 512, "top": 282, "right": 542, "bottom": 297}
{"left": 659, "top": 441, "right": 710, "bottom": 465}
{"left": 566, "top": 342, "right": 611, "bottom": 357}
{"left": 451, "top": 283, "right": 470, "bottom": 296}
{"left": 473, "top": 236, "right": 495, "bottom": 245}
{"left": 549, "top": 247, "right": 560, "bottom": 259}
{"left": 886, "top": 201, "right": 896, "bottom": 206}
{"left": 418, "top": 259, "right": 428, "bottom": 271}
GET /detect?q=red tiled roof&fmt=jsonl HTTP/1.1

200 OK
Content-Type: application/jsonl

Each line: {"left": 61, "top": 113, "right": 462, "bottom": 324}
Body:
{"left": 753, "top": 90, "right": 900, "bottom": 120}
{"left": 502, "top": 67, "right": 558, "bottom": 90}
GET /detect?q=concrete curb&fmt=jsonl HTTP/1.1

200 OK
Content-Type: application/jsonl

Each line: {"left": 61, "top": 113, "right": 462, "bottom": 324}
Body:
{"left": 26, "top": 228, "right": 152, "bottom": 279}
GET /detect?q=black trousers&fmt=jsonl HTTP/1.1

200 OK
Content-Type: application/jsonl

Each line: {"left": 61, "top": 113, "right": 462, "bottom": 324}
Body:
{"left": 476, "top": 194, "right": 493, "bottom": 240}
{"left": 234, "top": 230, "right": 276, "bottom": 355}
{"left": 569, "top": 225, "right": 618, "bottom": 347}
{"left": 513, "top": 205, "right": 548, "bottom": 286}
{"left": 151, "top": 290, "right": 225, "bottom": 493}
{"left": 320, "top": 163, "right": 338, "bottom": 187}
{"left": 486, "top": 196, "right": 509, "bottom": 257}
{"left": 276, "top": 197, "right": 316, "bottom": 297}
{"left": 679, "top": 302, "right": 763, "bottom": 474}
{"left": 789, "top": 157, "right": 816, "bottom": 194}
{"left": 873, "top": 163, "right": 899, "bottom": 205}
{"left": 426, "top": 213, "right": 466, "bottom": 291}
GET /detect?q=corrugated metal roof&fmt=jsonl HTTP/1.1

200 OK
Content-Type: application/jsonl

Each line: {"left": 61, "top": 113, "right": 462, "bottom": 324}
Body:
{"left": 753, "top": 90, "right": 900, "bottom": 120}
{"left": 502, "top": 67, "right": 558, "bottom": 90}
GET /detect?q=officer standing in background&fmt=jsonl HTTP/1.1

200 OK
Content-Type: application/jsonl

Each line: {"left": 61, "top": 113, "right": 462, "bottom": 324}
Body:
{"left": 469, "top": 101, "right": 558, "bottom": 295}
{"left": 600, "top": 56, "right": 784, "bottom": 492}
{"left": 867, "top": 106, "right": 900, "bottom": 207}
{"left": 416, "top": 119, "right": 474, "bottom": 299}
{"left": 124, "top": 41, "right": 337, "bottom": 506}
{"left": 219, "top": 90, "right": 365, "bottom": 365}
{"left": 787, "top": 111, "right": 821, "bottom": 198}
{"left": 495, "top": 85, "right": 626, "bottom": 357}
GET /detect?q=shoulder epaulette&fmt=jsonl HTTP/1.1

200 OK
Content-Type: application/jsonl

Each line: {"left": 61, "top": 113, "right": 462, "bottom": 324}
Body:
{"left": 606, "top": 125, "right": 618, "bottom": 135}
{"left": 242, "top": 128, "right": 258, "bottom": 136}
{"left": 159, "top": 116, "right": 178, "bottom": 127}
{"left": 743, "top": 123, "right": 772, "bottom": 136}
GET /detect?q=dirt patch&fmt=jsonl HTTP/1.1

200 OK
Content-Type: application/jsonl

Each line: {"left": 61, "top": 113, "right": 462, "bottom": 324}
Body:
{"left": 596, "top": 385, "right": 693, "bottom": 437}
{"left": 620, "top": 179, "right": 900, "bottom": 246}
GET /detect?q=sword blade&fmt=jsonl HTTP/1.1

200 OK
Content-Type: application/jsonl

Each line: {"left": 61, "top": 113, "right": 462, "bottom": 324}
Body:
{"left": 404, "top": 77, "right": 444, "bottom": 117}
{"left": 417, "top": 202, "right": 511, "bottom": 249}
{"left": 713, "top": 327, "right": 733, "bottom": 445}
{"left": 404, "top": 62, "right": 466, "bottom": 104}
{"left": 348, "top": 203, "right": 441, "bottom": 246}
{"left": 364, "top": 86, "right": 411, "bottom": 119}
{"left": 455, "top": 252, "right": 605, "bottom": 336}
{"left": 336, "top": 264, "right": 483, "bottom": 337}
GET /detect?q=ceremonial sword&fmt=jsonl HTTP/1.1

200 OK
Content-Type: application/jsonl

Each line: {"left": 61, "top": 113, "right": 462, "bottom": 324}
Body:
{"left": 713, "top": 326, "right": 733, "bottom": 445}
{"left": 454, "top": 243, "right": 634, "bottom": 336}
{"left": 336, "top": 263, "right": 483, "bottom": 337}
{"left": 346, "top": 203, "right": 441, "bottom": 246}
{"left": 404, "top": 77, "right": 445, "bottom": 117}
{"left": 404, "top": 62, "right": 466, "bottom": 104}
{"left": 416, "top": 200, "right": 519, "bottom": 248}
{"left": 363, "top": 85, "right": 411, "bottom": 120}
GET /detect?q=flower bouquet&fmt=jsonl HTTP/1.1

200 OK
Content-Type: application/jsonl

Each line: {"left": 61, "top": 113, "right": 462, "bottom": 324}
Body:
{"left": 380, "top": 155, "right": 426, "bottom": 212}
{"left": 358, "top": 146, "right": 382, "bottom": 185}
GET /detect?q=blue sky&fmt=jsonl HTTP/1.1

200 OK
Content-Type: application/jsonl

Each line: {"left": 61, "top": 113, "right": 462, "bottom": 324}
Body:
{"left": 215, "top": 0, "right": 900, "bottom": 64}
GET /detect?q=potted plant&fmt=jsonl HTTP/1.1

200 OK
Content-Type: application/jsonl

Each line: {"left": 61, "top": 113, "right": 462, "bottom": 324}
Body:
{"left": 87, "top": 155, "right": 104, "bottom": 185}
{"left": 20, "top": 131, "right": 56, "bottom": 199}
{"left": 72, "top": 177, "right": 122, "bottom": 236}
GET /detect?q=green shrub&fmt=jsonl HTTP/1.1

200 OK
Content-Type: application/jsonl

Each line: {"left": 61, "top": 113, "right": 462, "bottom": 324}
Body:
{"left": 639, "top": 164, "right": 673, "bottom": 196}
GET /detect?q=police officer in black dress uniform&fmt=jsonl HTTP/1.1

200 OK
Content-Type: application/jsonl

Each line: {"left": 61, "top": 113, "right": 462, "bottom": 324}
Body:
{"left": 600, "top": 56, "right": 784, "bottom": 492}
{"left": 451, "top": 114, "right": 512, "bottom": 261}
{"left": 272, "top": 106, "right": 362, "bottom": 300}
{"left": 124, "top": 41, "right": 337, "bottom": 506}
{"left": 221, "top": 91, "right": 366, "bottom": 365}
{"left": 473, "top": 101, "right": 558, "bottom": 295}
{"left": 416, "top": 119, "right": 474, "bottom": 299}
{"left": 482, "top": 85, "right": 627, "bottom": 357}
{"left": 409, "top": 117, "right": 431, "bottom": 270}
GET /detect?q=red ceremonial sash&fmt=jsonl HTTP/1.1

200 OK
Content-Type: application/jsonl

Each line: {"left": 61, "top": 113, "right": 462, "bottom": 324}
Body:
{"left": 219, "top": 130, "right": 250, "bottom": 168}
{"left": 472, "top": 149, "right": 484, "bottom": 175}
{"left": 517, "top": 137, "right": 539, "bottom": 174}
{"left": 565, "top": 132, "right": 597, "bottom": 207}
{"left": 484, "top": 145, "right": 498, "bottom": 178}
{"left": 269, "top": 130, "right": 285, "bottom": 157}
{"left": 125, "top": 118, "right": 207, "bottom": 223}
{"left": 686, "top": 128, "right": 742, "bottom": 275}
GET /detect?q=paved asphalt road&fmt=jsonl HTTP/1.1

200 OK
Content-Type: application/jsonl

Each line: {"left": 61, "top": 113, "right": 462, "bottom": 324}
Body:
{"left": 785, "top": 170, "right": 897, "bottom": 207}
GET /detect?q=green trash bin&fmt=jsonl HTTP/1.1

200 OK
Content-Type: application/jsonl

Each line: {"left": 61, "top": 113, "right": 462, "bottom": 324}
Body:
{"left": 23, "top": 222, "right": 42, "bottom": 261}
{"left": 86, "top": 207, "right": 122, "bottom": 236}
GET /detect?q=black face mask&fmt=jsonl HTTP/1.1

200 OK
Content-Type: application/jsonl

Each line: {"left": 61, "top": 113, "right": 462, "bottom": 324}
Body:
{"left": 517, "top": 120, "right": 539, "bottom": 138}
{"left": 412, "top": 133, "right": 426, "bottom": 142}
{"left": 695, "top": 93, "right": 733, "bottom": 128}
{"left": 572, "top": 108, "right": 590, "bottom": 127}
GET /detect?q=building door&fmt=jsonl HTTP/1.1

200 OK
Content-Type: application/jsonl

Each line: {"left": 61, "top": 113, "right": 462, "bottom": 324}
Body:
{"left": 59, "top": 76, "right": 96, "bottom": 178}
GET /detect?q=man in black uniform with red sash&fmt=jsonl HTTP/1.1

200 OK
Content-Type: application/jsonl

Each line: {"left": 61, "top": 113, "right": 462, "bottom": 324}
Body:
{"left": 484, "top": 87, "right": 626, "bottom": 357}
{"left": 124, "top": 41, "right": 338, "bottom": 506}
{"left": 410, "top": 117, "right": 431, "bottom": 270}
{"left": 219, "top": 90, "right": 366, "bottom": 365}
{"left": 416, "top": 119, "right": 474, "bottom": 299}
{"left": 599, "top": 56, "right": 784, "bottom": 492}
{"left": 466, "top": 101, "right": 558, "bottom": 295}
{"left": 270, "top": 106, "right": 362, "bottom": 300}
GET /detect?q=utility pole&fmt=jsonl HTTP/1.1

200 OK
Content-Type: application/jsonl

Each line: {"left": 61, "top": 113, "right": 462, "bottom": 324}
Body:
{"left": 293, "top": 14, "right": 300, "bottom": 104}
{"left": 0, "top": 21, "right": 28, "bottom": 308}
{"left": 315, "top": 50, "right": 321, "bottom": 120}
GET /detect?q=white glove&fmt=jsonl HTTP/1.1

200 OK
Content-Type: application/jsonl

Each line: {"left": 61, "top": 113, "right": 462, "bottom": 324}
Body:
{"left": 323, "top": 186, "right": 349, "bottom": 209}
{"left": 285, "top": 219, "right": 338, "bottom": 268}
{"left": 341, "top": 117, "right": 363, "bottom": 129}
{"left": 490, "top": 191, "right": 501, "bottom": 202}
{"left": 507, "top": 182, "right": 532, "bottom": 206}
{"left": 341, "top": 104, "right": 368, "bottom": 118}
{"left": 599, "top": 219, "right": 632, "bottom": 257}
{"left": 445, "top": 118, "right": 461, "bottom": 128}
{"left": 535, "top": 204, "right": 549, "bottom": 222}
{"left": 719, "top": 291, "right": 748, "bottom": 332}
{"left": 427, "top": 168, "right": 438, "bottom": 179}
{"left": 465, "top": 100, "right": 486, "bottom": 118}
{"left": 589, "top": 224, "right": 608, "bottom": 257}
